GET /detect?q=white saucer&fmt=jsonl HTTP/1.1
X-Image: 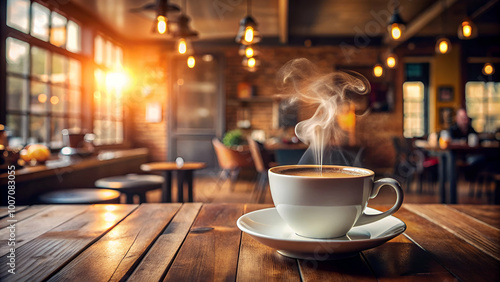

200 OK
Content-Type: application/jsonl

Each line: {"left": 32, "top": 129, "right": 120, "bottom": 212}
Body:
{"left": 237, "top": 207, "right": 406, "bottom": 260}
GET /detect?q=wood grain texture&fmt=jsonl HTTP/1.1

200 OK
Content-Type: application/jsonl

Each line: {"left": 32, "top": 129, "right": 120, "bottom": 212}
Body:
{"left": 0, "top": 206, "right": 28, "bottom": 219}
{"left": 236, "top": 204, "right": 301, "bottom": 282}
{"left": 48, "top": 203, "right": 181, "bottom": 282}
{"left": 0, "top": 204, "right": 137, "bottom": 281}
{"left": 405, "top": 204, "right": 500, "bottom": 260}
{"left": 0, "top": 205, "right": 89, "bottom": 256}
{"left": 362, "top": 233, "right": 454, "bottom": 280}
{"left": 0, "top": 205, "right": 50, "bottom": 228}
{"left": 450, "top": 205, "right": 500, "bottom": 229}
{"left": 163, "top": 203, "right": 243, "bottom": 281}
{"left": 128, "top": 202, "right": 202, "bottom": 281}
{"left": 397, "top": 206, "right": 500, "bottom": 281}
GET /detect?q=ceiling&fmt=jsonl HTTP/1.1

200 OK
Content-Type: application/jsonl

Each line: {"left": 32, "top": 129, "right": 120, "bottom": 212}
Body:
{"left": 69, "top": 0, "right": 500, "bottom": 45}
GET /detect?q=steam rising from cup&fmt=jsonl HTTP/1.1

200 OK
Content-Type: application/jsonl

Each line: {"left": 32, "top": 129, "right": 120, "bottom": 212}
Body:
{"left": 277, "top": 58, "right": 371, "bottom": 168}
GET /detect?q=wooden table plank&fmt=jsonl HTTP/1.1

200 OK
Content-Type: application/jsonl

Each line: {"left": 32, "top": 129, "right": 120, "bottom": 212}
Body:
{"left": 396, "top": 206, "right": 500, "bottom": 281}
{"left": 0, "top": 204, "right": 137, "bottom": 281}
{"left": 163, "top": 203, "right": 243, "bottom": 281}
{"left": 299, "top": 254, "right": 376, "bottom": 282}
{"left": 405, "top": 204, "right": 500, "bottom": 260}
{"left": 48, "top": 203, "right": 181, "bottom": 282}
{"left": 449, "top": 205, "right": 500, "bottom": 229}
{"left": 0, "top": 206, "right": 28, "bottom": 219}
{"left": 0, "top": 205, "right": 90, "bottom": 256}
{"left": 236, "top": 204, "right": 301, "bottom": 282}
{"left": 362, "top": 233, "right": 455, "bottom": 280}
{"left": 128, "top": 202, "right": 202, "bottom": 281}
{"left": 0, "top": 205, "right": 50, "bottom": 228}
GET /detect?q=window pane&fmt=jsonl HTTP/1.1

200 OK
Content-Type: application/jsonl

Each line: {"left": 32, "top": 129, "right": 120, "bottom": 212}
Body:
{"left": 105, "top": 40, "right": 113, "bottom": 67}
{"left": 51, "top": 86, "right": 66, "bottom": 113}
{"left": 31, "top": 46, "right": 49, "bottom": 81}
{"left": 69, "top": 89, "right": 81, "bottom": 114}
{"left": 51, "top": 117, "right": 64, "bottom": 147}
{"left": 116, "top": 121, "right": 123, "bottom": 143}
{"left": 30, "top": 116, "right": 48, "bottom": 143}
{"left": 31, "top": 81, "right": 48, "bottom": 113}
{"left": 52, "top": 53, "right": 67, "bottom": 84}
{"left": 50, "top": 12, "right": 67, "bottom": 47}
{"left": 67, "top": 20, "right": 81, "bottom": 53}
{"left": 115, "top": 46, "right": 123, "bottom": 67}
{"left": 6, "top": 114, "right": 26, "bottom": 148}
{"left": 94, "top": 35, "right": 104, "bottom": 64}
{"left": 7, "top": 76, "right": 28, "bottom": 111}
{"left": 68, "top": 59, "right": 81, "bottom": 87}
{"left": 6, "top": 37, "right": 29, "bottom": 75}
{"left": 31, "top": 2, "right": 50, "bottom": 41}
{"left": 7, "top": 0, "right": 29, "bottom": 33}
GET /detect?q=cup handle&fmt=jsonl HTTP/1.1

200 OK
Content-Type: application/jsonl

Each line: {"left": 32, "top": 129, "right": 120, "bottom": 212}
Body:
{"left": 354, "top": 178, "right": 404, "bottom": 226}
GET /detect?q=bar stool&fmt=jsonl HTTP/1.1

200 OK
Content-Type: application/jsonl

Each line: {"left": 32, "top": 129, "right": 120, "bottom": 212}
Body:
{"left": 94, "top": 174, "right": 164, "bottom": 203}
{"left": 38, "top": 188, "right": 121, "bottom": 204}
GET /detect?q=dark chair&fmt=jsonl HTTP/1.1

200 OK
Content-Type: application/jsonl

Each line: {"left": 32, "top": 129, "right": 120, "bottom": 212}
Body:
{"left": 247, "top": 137, "right": 277, "bottom": 203}
{"left": 38, "top": 188, "right": 121, "bottom": 204}
{"left": 95, "top": 174, "right": 164, "bottom": 204}
{"left": 212, "top": 138, "right": 254, "bottom": 190}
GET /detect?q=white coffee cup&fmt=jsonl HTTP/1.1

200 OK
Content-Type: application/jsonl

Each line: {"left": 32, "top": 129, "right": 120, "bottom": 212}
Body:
{"left": 268, "top": 165, "right": 404, "bottom": 239}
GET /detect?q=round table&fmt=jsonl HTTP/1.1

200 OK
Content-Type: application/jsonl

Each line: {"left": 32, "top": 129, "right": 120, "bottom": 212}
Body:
{"left": 140, "top": 162, "right": 206, "bottom": 203}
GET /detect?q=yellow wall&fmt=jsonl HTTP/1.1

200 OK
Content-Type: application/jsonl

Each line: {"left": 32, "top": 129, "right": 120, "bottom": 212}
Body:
{"left": 432, "top": 44, "right": 462, "bottom": 132}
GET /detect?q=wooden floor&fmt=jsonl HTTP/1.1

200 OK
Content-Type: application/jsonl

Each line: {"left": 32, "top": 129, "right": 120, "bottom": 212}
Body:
{"left": 141, "top": 170, "right": 497, "bottom": 205}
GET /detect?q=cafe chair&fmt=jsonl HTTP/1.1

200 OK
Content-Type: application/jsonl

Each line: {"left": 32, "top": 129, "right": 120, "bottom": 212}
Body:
{"left": 247, "top": 137, "right": 277, "bottom": 203}
{"left": 94, "top": 174, "right": 164, "bottom": 204}
{"left": 38, "top": 188, "right": 121, "bottom": 204}
{"left": 212, "top": 138, "right": 254, "bottom": 191}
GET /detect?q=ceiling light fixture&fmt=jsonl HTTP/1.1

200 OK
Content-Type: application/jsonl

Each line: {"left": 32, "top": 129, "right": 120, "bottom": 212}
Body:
{"left": 458, "top": 18, "right": 477, "bottom": 39}
{"left": 187, "top": 56, "right": 195, "bottom": 68}
{"left": 387, "top": 1, "right": 405, "bottom": 41}
{"left": 435, "top": 0, "right": 451, "bottom": 55}
{"left": 482, "top": 63, "right": 495, "bottom": 76}
{"left": 242, "top": 56, "right": 260, "bottom": 72}
{"left": 235, "top": 0, "right": 261, "bottom": 45}
{"left": 385, "top": 50, "right": 397, "bottom": 68}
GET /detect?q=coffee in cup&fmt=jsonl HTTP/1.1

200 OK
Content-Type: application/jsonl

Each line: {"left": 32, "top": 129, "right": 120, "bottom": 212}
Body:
{"left": 268, "top": 165, "right": 404, "bottom": 238}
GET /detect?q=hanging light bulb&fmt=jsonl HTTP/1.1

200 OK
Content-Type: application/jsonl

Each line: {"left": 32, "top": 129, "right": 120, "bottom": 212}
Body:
{"left": 157, "top": 15, "right": 167, "bottom": 34}
{"left": 187, "top": 56, "right": 195, "bottom": 68}
{"left": 178, "top": 38, "right": 187, "bottom": 54}
{"left": 385, "top": 50, "right": 397, "bottom": 68}
{"left": 387, "top": 2, "right": 405, "bottom": 41}
{"left": 373, "top": 63, "right": 384, "bottom": 77}
{"left": 238, "top": 45, "right": 258, "bottom": 58}
{"left": 242, "top": 56, "right": 259, "bottom": 72}
{"left": 482, "top": 63, "right": 495, "bottom": 76}
{"left": 435, "top": 37, "right": 451, "bottom": 54}
{"left": 458, "top": 18, "right": 477, "bottom": 39}
{"left": 235, "top": 0, "right": 261, "bottom": 45}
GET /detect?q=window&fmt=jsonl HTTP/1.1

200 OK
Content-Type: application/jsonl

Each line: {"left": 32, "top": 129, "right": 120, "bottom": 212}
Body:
{"left": 403, "top": 82, "right": 425, "bottom": 138}
{"left": 466, "top": 82, "right": 500, "bottom": 133}
{"left": 93, "top": 35, "right": 124, "bottom": 145}
{"left": 5, "top": 0, "right": 82, "bottom": 148}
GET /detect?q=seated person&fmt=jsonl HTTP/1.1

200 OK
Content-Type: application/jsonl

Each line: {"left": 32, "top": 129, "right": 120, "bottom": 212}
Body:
{"left": 448, "top": 108, "right": 477, "bottom": 140}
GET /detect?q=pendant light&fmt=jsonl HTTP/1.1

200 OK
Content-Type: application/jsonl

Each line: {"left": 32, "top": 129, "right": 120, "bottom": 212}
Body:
{"left": 385, "top": 49, "right": 397, "bottom": 68}
{"left": 387, "top": 1, "right": 405, "bottom": 41}
{"left": 242, "top": 56, "right": 260, "bottom": 72}
{"left": 435, "top": 0, "right": 451, "bottom": 55}
{"left": 235, "top": 0, "right": 261, "bottom": 45}
{"left": 373, "top": 56, "right": 384, "bottom": 77}
{"left": 187, "top": 56, "right": 196, "bottom": 68}
{"left": 238, "top": 45, "right": 259, "bottom": 58}
{"left": 482, "top": 63, "right": 495, "bottom": 76}
{"left": 458, "top": 18, "right": 477, "bottom": 39}
{"left": 171, "top": 0, "right": 198, "bottom": 55}
{"left": 151, "top": 0, "right": 181, "bottom": 34}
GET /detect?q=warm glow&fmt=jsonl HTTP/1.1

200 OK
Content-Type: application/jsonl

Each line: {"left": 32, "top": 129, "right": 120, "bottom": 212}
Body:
{"left": 386, "top": 56, "right": 396, "bottom": 68}
{"left": 187, "top": 56, "right": 195, "bottom": 68}
{"left": 482, "top": 63, "right": 495, "bottom": 75}
{"left": 248, "top": 57, "right": 256, "bottom": 68}
{"left": 373, "top": 64, "right": 383, "bottom": 77}
{"left": 244, "top": 26, "right": 254, "bottom": 43}
{"left": 390, "top": 24, "right": 402, "bottom": 40}
{"left": 105, "top": 205, "right": 117, "bottom": 212}
{"left": 38, "top": 94, "right": 47, "bottom": 103}
{"left": 157, "top": 16, "right": 167, "bottom": 34}
{"left": 178, "top": 38, "right": 187, "bottom": 54}
{"left": 50, "top": 96, "right": 59, "bottom": 105}
{"left": 245, "top": 46, "right": 254, "bottom": 58}
{"left": 104, "top": 212, "right": 117, "bottom": 222}
{"left": 438, "top": 40, "right": 449, "bottom": 54}
{"left": 462, "top": 21, "right": 472, "bottom": 38}
{"left": 106, "top": 71, "right": 128, "bottom": 92}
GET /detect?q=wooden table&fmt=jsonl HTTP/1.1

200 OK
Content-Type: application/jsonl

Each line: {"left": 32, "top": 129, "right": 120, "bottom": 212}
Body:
{"left": 0, "top": 203, "right": 498, "bottom": 281}
{"left": 415, "top": 142, "right": 500, "bottom": 203}
{"left": 140, "top": 162, "right": 206, "bottom": 203}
